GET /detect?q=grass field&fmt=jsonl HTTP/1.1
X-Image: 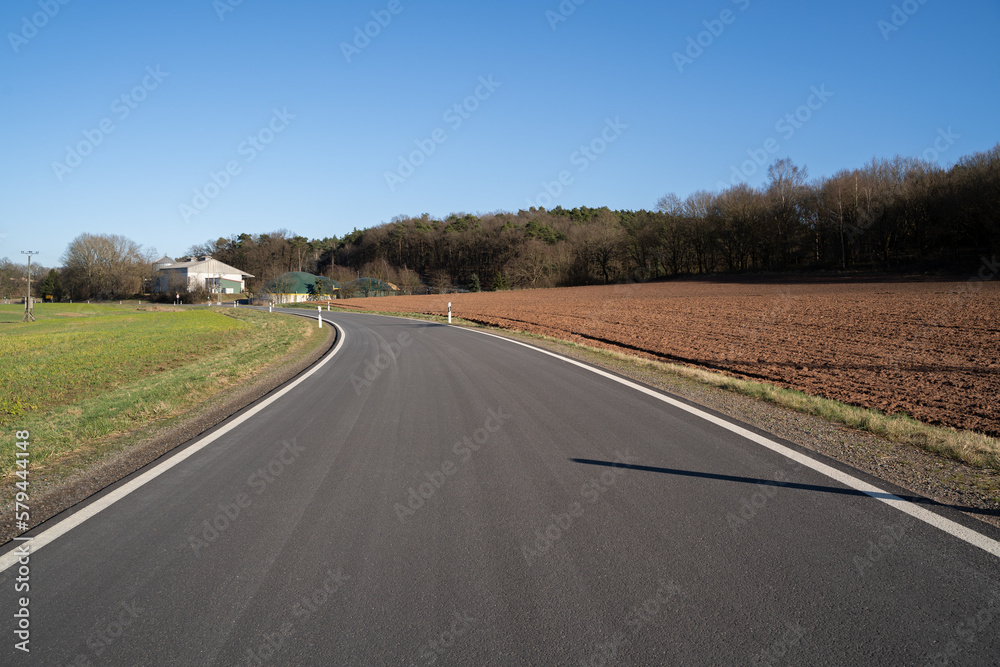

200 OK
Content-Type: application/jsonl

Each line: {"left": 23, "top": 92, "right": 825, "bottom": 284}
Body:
{"left": 0, "top": 303, "right": 325, "bottom": 480}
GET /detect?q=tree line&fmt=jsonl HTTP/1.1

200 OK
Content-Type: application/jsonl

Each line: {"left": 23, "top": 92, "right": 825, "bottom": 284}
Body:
{"left": 0, "top": 260, "right": 69, "bottom": 302}
{"left": 3, "top": 234, "right": 155, "bottom": 302}
{"left": 322, "top": 144, "right": 999, "bottom": 289}
{"left": 11, "top": 142, "right": 997, "bottom": 301}
{"left": 0, "top": 258, "right": 49, "bottom": 301}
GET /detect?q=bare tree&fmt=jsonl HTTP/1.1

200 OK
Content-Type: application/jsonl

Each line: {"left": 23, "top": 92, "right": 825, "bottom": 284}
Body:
{"left": 764, "top": 158, "right": 809, "bottom": 269}
{"left": 571, "top": 210, "right": 626, "bottom": 284}
{"left": 262, "top": 273, "right": 296, "bottom": 304}
{"left": 62, "top": 233, "right": 155, "bottom": 300}
{"left": 507, "top": 240, "right": 558, "bottom": 288}
{"left": 0, "top": 258, "right": 25, "bottom": 300}
{"left": 395, "top": 267, "right": 424, "bottom": 295}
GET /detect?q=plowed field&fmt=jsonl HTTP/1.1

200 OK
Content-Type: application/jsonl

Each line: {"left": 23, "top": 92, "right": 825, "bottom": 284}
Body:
{"left": 339, "top": 278, "right": 1000, "bottom": 437}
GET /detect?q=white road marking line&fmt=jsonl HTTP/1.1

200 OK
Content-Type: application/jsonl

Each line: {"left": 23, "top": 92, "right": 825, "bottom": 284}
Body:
{"left": 0, "top": 318, "right": 345, "bottom": 572}
{"left": 456, "top": 325, "right": 1000, "bottom": 560}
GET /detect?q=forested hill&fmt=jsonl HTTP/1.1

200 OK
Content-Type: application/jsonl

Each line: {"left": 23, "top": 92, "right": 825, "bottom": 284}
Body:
{"left": 192, "top": 146, "right": 998, "bottom": 293}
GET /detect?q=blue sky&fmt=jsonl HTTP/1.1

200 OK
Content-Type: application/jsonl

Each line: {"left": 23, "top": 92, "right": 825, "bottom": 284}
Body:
{"left": 1, "top": 0, "right": 998, "bottom": 268}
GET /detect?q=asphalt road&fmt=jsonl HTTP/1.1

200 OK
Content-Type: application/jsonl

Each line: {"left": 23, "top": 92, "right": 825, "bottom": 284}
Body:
{"left": 3, "top": 310, "right": 999, "bottom": 665}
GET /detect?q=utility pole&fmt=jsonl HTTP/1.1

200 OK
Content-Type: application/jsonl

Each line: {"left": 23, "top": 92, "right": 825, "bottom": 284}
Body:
{"left": 21, "top": 251, "right": 39, "bottom": 322}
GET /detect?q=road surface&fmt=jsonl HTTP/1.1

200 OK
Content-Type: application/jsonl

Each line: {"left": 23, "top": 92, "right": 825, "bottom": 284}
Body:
{"left": 3, "top": 310, "right": 999, "bottom": 665}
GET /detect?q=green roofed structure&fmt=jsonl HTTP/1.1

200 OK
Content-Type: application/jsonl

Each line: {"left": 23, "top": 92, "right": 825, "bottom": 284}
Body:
{"left": 261, "top": 272, "right": 340, "bottom": 303}
{"left": 342, "top": 277, "right": 399, "bottom": 298}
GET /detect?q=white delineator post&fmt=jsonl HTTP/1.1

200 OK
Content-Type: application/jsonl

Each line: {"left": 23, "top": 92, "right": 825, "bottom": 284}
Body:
{"left": 448, "top": 302, "right": 452, "bottom": 324}
{"left": 318, "top": 306, "right": 323, "bottom": 328}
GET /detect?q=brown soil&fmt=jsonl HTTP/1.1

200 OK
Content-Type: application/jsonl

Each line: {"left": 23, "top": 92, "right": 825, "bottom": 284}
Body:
{"left": 342, "top": 277, "right": 1000, "bottom": 437}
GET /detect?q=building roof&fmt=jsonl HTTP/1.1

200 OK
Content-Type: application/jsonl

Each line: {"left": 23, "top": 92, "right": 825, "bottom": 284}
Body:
{"left": 154, "top": 255, "right": 175, "bottom": 266}
{"left": 158, "top": 255, "right": 253, "bottom": 277}
{"left": 263, "top": 271, "right": 336, "bottom": 295}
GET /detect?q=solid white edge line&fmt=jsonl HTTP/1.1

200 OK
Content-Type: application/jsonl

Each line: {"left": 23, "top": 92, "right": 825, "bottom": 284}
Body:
{"left": 451, "top": 324, "right": 1000, "bottom": 560}
{"left": 0, "top": 317, "right": 346, "bottom": 573}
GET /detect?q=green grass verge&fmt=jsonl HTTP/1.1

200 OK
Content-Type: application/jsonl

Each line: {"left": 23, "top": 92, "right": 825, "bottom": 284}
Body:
{"left": 328, "top": 304, "right": 1000, "bottom": 473}
{"left": 1, "top": 304, "right": 325, "bottom": 479}
{"left": 0, "top": 302, "right": 127, "bottom": 323}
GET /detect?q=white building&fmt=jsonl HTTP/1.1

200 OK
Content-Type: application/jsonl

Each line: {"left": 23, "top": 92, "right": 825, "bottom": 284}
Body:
{"left": 154, "top": 255, "right": 254, "bottom": 295}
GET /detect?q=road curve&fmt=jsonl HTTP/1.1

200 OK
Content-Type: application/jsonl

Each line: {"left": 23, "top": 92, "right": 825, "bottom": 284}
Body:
{"left": 3, "top": 310, "right": 999, "bottom": 665}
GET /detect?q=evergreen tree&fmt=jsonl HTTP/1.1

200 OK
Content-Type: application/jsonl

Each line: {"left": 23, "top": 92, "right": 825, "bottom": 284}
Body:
{"left": 39, "top": 269, "right": 64, "bottom": 301}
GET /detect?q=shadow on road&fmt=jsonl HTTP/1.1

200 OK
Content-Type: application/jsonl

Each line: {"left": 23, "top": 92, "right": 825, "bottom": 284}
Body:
{"left": 569, "top": 458, "right": 1000, "bottom": 518}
